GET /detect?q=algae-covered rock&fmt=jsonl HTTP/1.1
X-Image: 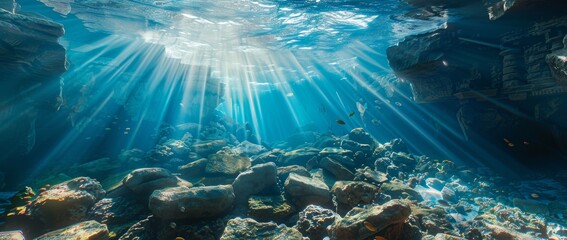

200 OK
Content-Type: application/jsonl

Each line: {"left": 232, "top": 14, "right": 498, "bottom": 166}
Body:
{"left": 284, "top": 173, "right": 331, "bottom": 208}
{"left": 328, "top": 199, "right": 411, "bottom": 240}
{"left": 122, "top": 168, "right": 180, "bottom": 195}
{"left": 232, "top": 162, "right": 277, "bottom": 203}
{"left": 148, "top": 185, "right": 234, "bottom": 220}
{"left": 354, "top": 167, "right": 388, "bottom": 185}
{"left": 247, "top": 195, "right": 295, "bottom": 222}
{"left": 206, "top": 147, "right": 251, "bottom": 176}
{"left": 296, "top": 205, "right": 338, "bottom": 240}
{"left": 347, "top": 128, "right": 375, "bottom": 146}
{"left": 331, "top": 181, "right": 380, "bottom": 212}
{"left": 28, "top": 177, "right": 105, "bottom": 227}
{"left": 220, "top": 217, "right": 303, "bottom": 240}
{"left": 34, "top": 220, "right": 109, "bottom": 240}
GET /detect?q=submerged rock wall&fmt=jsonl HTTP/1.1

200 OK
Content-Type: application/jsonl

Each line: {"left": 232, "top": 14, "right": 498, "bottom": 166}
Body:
{"left": 0, "top": 0, "right": 67, "bottom": 187}
{"left": 387, "top": 0, "right": 567, "bottom": 163}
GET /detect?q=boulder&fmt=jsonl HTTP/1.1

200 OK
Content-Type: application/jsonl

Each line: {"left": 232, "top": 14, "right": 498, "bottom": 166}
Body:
{"left": 347, "top": 128, "right": 375, "bottom": 146}
{"left": 277, "top": 165, "right": 310, "bottom": 182}
{"left": 319, "top": 157, "right": 354, "bottom": 181}
{"left": 191, "top": 139, "right": 227, "bottom": 156}
{"left": 235, "top": 140, "right": 267, "bottom": 156}
{"left": 27, "top": 177, "right": 105, "bottom": 227}
{"left": 354, "top": 167, "right": 388, "bottom": 185}
{"left": 148, "top": 185, "right": 234, "bottom": 220}
{"left": 284, "top": 173, "right": 330, "bottom": 208}
{"left": 252, "top": 148, "right": 284, "bottom": 165}
{"left": 381, "top": 180, "right": 423, "bottom": 201}
{"left": 88, "top": 197, "right": 147, "bottom": 238}
{"left": 34, "top": 220, "right": 109, "bottom": 240}
{"left": 296, "top": 205, "right": 338, "bottom": 240}
{"left": 220, "top": 217, "right": 303, "bottom": 240}
{"left": 206, "top": 147, "right": 251, "bottom": 176}
{"left": 279, "top": 148, "right": 320, "bottom": 166}
{"left": 331, "top": 181, "right": 380, "bottom": 212}
{"left": 232, "top": 162, "right": 277, "bottom": 203}
{"left": 328, "top": 200, "right": 412, "bottom": 240}
{"left": 177, "top": 158, "right": 207, "bottom": 179}
{"left": 122, "top": 168, "right": 180, "bottom": 195}
{"left": 247, "top": 195, "right": 295, "bottom": 222}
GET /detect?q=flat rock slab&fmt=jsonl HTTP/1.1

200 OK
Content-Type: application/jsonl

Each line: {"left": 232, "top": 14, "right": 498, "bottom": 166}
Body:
{"left": 149, "top": 185, "right": 234, "bottom": 220}
{"left": 232, "top": 162, "right": 277, "bottom": 203}
{"left": 206, "top": 148, "right": 251, "bottom": 176}
{"left": 220, "top": 217, "right": 303, "bottom": 240}
{"left": 284, "top": 173, "right": 330, "bottom": 208}
{"left": 122, "top": 168, "right": 179, "bottom": 195}
{"left": 34, "top": 220, "right": 109, "bottom": 240}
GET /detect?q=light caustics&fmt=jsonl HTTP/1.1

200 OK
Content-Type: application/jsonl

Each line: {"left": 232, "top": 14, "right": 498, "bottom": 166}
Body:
{"left": 27, "top": 0, "right": 497, "bottom": 178}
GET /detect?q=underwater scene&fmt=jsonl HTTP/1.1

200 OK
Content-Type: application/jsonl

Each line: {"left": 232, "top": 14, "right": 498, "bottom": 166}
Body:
{"left": 1, "top": 0, "right": 567, "bottom": 239}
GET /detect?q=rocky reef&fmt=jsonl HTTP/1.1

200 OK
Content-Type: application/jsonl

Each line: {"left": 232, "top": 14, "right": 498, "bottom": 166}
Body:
{"left": 1, "top": 124, "right": 565, "bottom": 239}
{"left": 387, "top": 0, "right": 567, "bottom": 168}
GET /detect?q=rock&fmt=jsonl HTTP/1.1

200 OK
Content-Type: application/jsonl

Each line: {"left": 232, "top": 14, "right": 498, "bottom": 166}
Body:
{"left": 319, "top": 157, "right": 354, "bottom": 180}
{"left": 486, "top": 223, "right": 533, "bottom": 240}
{"left": 296, "top": 205, "right": 338, "bottom": 240}
{"left": 122, "top": 168, "right": 180, "bottom": 195}
{"left": 347, "top": 128, "right": 375, "bottom": 146}
{"left": 235, "top": 140, "right": 267, "bottom": 156}
{"left": 178, "top": 158, "right": 207, "bottom": 179}
{"left": 27, "top": 177, "right": 105, "bottom": 227}
{"left": 117, "top": 215, "right": 158, "bottom": 240}
{"left": 426, "top": 178, "right": 446, "bottom": 191}
{"left": 433, "top": 233, "right": 464, "bottom": 240}
{"left": 284, "top": 173, "right": 331, "bottom": 208}
{"left": 337, "top": 140, "right": 373, "bottom": 154}
{"left": 206, "top": 147, "right": 251, "bottom": 176}
{"left": 441, "top": 186, "right": 457, "bottom": 203}
{"left": 221, "top": 217, "right": 303, "bottom": 240}
{"left": 279, "top": 147, "right": 320, "bottom": 166}
{"left": 328, "top": 200, "right": 412, "bottom": 240}
{"left": 388, "top": 138, "right": 408, "bottom": 153}
{"left": 232, "top": 162, "right": 277, "bottom": 203}
{"left": 381, "top": 180, "right": 423, "bottom": 201}
{"left": 353, "top": 167, "right": 388, "bottom": 185}
{"left": 277, "top": 165, "right": 310, "bottom": 182}
{"left": 148, "top": 185, "right": 234, "bottom": 220}
{"left": 34, "top": 220, "right": 109, "bottom": 240}
{"left": 310, "top": 168, "right": 336, "bottom": 189}
{"left": 331, "top": 181, "right": 380, "bottom": 212}
{"left": 319, "top": 157, "right": 354, "bottom": 181}
{"left": 252, "top": 149, "right": 284, "bottom": 165}
{"left": 191, "top": 139, "right": 227, "bottom": 156}
{"left": 88, "top": 197, "right": 147, "bottom": 238}
{"left": 0, "top": 231, "right": 25, "bottom": 240}
{"left": 163, "top": 139, "right": 190, "bottom": 156}
{"left": 390, "top": 152, "right": 417, "bottom": 172}
{"left": 247, "top": 195, "right": 295, "bottom": 222}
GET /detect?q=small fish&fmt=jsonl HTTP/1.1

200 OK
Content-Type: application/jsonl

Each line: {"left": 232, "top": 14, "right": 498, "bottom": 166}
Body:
{"left": 176, "top": 237, "right": 185, "bottom": 240}
{"left": 170, "top": 222, "right": 177, "bottom": 228}
{"left": 507, "top": 143, "right": 514, "bottom": 147}
{"left": 348, "top": 112, "right": 355, "bottom": 117}
{"left": 371, "top": 119, "right": 380, "bottom": 125}
{"left": 437, "top": 199, "right": 450, "bottom": 206}
{"left": 530, "top": 193, "right": 539, "bottom": 199}
{"left": 523, "top": 141, "right": 530, "bottom": 145}
{"left": 125, "top": 128, "right": 131, "bottom": 131}
{"left": 375, "top": 237, "right": 387, "bottom": 240}
{"left": 395, "top": 102, "right": 402, "bottom": 107}
{"left": 363, "top": 221, "right": 377, "bottom": 232}
{"left": 336, "top": 119, "right": 346, "bottom": 125}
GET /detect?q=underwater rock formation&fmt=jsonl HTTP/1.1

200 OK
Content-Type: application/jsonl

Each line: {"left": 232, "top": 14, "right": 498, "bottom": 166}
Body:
{"left": 387, "top": 0, "right": 567, "bottom": 166}
{"left": 0, "top": 0, "right": 67, "bottom": 186}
